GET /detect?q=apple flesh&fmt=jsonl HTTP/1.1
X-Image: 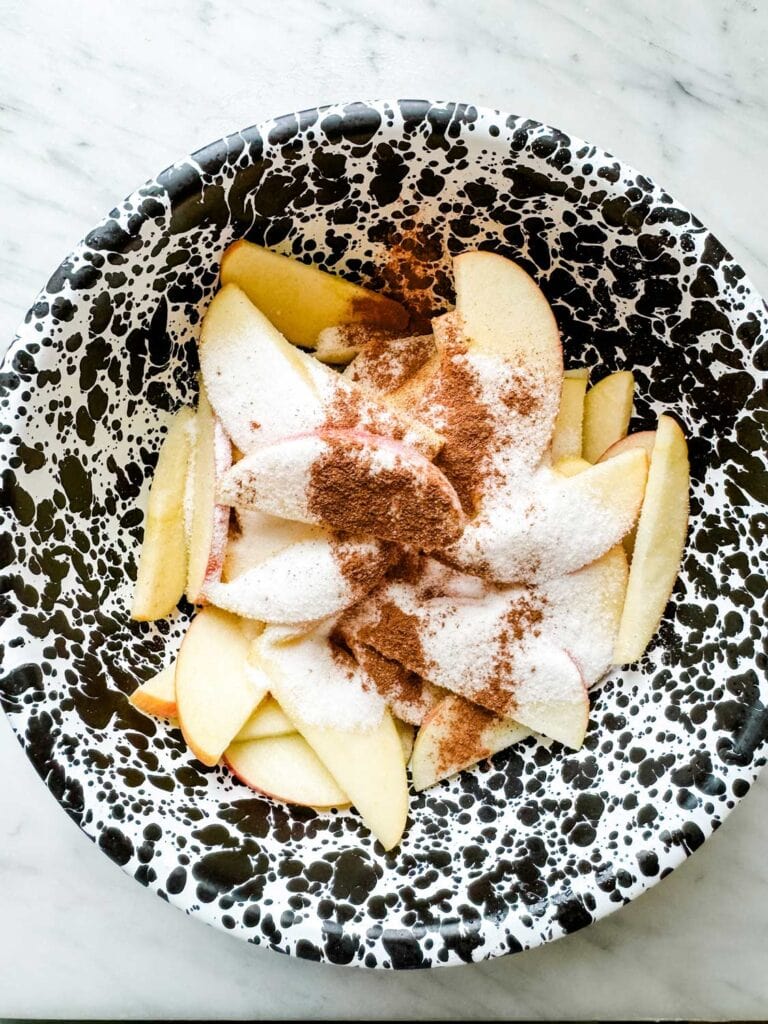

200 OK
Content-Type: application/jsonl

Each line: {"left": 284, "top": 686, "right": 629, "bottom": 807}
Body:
{"left": 410, "top": 694, "right": 530, "bottom": 791}
{"left": 175, "top": 607, "right": 266, "bottom": 766}
{"left": 553, "top": 456, "right": 591, "bottom": 477}
{"left": 185, "top": 389, "right": 231, "bottom": 604}
{"left": 198, "top": 284, "right": 441, "bottom": 458}
{"left": 582, "top": 370, "right": 635, "bottom": 462}
{"left": 234, "top": 695, "right": 295, "bottom": 741}
{"left": 255, "top": 634, "right": 408, "bottom": 850}
{"left": 598, "top": 430, "right": 657, "bottom": 556}
{"left": 220, "top": 240, "right": 409, "bottom": 350}
{"left": 551, "top": 375, "right": 588, "bottom": 463}
{"left": 218, "top": 430, "right": 465, "bottom": 549}
{"left": 224, "top": 734, "right": 350, "bottom": 808}
{"left": 206, "top": 534, "right": 393, "bottom": 623}
{"left": 131, "top": 407, "right": 194, "bottom": 620}
{"left": 613, "top": 415, "right": 689, "bottom": 664}
{"left": 129, "top": 664, "right": 177, "bottom": 718}
{"left": 395, "top": 719, "right": 416, "bottom": 764}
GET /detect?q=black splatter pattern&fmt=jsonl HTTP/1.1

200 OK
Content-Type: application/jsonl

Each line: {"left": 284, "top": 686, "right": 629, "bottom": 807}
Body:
{"left": 0, "top": 100, "right": 766, "bottom": 969}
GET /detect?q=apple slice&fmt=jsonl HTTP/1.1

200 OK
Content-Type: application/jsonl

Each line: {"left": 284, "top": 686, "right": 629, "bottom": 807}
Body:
{"left": 542, "top": 545, "right": 628, "bottom": 687}
{"left": 219, "top": 430, "right": 465, "bottom": 549}
{"left": 443, "top": 449, "right": 648, "bottom": 582}
{"left": 396, "top": 719, "right": 416, "bottom": 763}
{"left": 255, "top": 631, "right": 408, "bottom": 850}
{"left": 129, "top": 664, "right": 177, "bottom": 718}
{"left": 582, "top": 370, "right": 635, "bottom": 462}
{"left": 598, "top": 431, "right": 657, "bottom": 556}
{"left": 344, "top": 333, "right": 435, "bottom": 393}
{"left": 613, "top": 415, "right": 689, "bottom": 664}
{"left": 410, "top": 694, "right": 530, "bottom": 791}
{"left": 220, "top": 241, "right": 409, "bottom": 349}
{"left": 551, "top": 375, "right": 588, "bottom": 462}
{"left": 224, "top": 734, "right": 350, "bottom": 808}
{"left": 234, "top": 695, "right": 294, "bottom": 741}
{"left": 186, "top": 389, "right": 232, "bottom": 604}
{"left": 564, "top": 367, "right": 590, "bottom": 381}
{"left": 347, "top": 571, "right": 589, "bottom": 746}
{"left": 313, "top": 325, "right": 401, "bottom": 365}
{"left": 198, "top": 284, "right": 440, "bottom": 458}
{"left": 222, "top": 509, "right": 325, "bottom": 583}
{"left": 206, "top": 534, "right": 393, "bottom": 623}
{"left": 131, "top": 407, "right": 195, "bottom": 620}
{"left": 387, "top": 252, "right": 564, "bottom": 510}
{"left": 553, "top": 456, "right": 591, "bottom": 477}
{"left": 453, "top": 251, "right": 561, "bottom": 375}
{"left": 175, "top": 607, "right": 266, "bottom": 766}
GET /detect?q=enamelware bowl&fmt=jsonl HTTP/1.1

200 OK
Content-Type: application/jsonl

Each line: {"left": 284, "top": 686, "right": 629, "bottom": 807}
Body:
{"left": 1, "top": 100, "right": 766, "bottom": 968}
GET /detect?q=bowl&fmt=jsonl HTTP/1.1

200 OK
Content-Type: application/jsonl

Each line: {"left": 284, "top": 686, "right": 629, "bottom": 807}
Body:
{"left": 1, "top": 99, "right": 766, "bottom": 969}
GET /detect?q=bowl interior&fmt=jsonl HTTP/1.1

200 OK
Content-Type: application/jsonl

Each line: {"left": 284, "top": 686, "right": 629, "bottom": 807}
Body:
{"left": 1, "top": 100, "right": 766, "bottom": 968}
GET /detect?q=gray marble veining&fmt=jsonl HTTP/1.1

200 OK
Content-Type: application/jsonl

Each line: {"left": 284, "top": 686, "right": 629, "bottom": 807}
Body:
{"left": 1, "top": 0, "right": 767, "bottom": 1018}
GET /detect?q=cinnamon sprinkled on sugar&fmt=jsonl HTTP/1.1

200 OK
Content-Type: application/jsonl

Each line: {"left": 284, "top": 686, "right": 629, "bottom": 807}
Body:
{"left": 352, "top": 642, "right": 433, "bottom": 724}
{"left": 307, "top": 435, "right": 463, "bottom": 549}
{"left": 358, "top": 601, "right": 429, "bottom": 678}
{"left": 430, "top": 338, "right": 496, "bottom": 514}
{"left": 333, "top": 535, "right": 396, "bottom": 593}
{"left": 346, "top": 333, "right": 436, "bottom": 393}
{"left": 434, "top": 702, "right": 496, "bottom": 776}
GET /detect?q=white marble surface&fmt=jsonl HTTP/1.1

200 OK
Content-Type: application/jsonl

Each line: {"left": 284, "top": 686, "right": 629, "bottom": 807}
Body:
{"left": 1, "top": 0, "right": 767, "bottom": 1019}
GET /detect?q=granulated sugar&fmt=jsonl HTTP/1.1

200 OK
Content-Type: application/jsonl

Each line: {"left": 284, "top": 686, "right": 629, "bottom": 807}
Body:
{"left": 443, "top": 459, "right": 640, "bottom": 583}
{"left": 204, "top": 535, "right": 391, "bottom": 624}
{"left": 260, "top": 625, "right": 385, "bottom": 732}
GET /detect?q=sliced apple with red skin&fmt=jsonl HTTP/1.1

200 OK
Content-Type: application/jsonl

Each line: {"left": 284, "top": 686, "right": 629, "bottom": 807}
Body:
{"left": 582, "top": 370, "right": 635, "bottom": 462}
{"left": 186, "top": 389, "right": 231, "bottom": 604}
{"left": 551, "top": 375, "right": 588, "bottom": 462}
{"left": 218, "top": 430, "right": 465, "bottom": 549}
{"left": 444, "top": 448, "right": 648, "bottom": 582}
{"left": 220, "top": 241, "right": 409, "bottom": 350}
{"left": 131, "top": 407, "right": 195, "bottom": 620}
{"left": 388, "top": 252, "right": 564, "bottom": 506}
{"left": 410, "top": 694, "right": 530, "bottom": 791}
{"left": 453, "top": 251, "right": 562, "bottom": 377}
{"left": 598, "top": 431, "right": 657, "bottom": 556}
{"left": 206, "top": 534, "right": 393, "bottom": 624}
{"left": 198, "top": 284, "right": 440, "bottom": 458}
{"left": 129, "top": 664, "right": 177, "bottom": 718}
{"left": 254, "top": 633, "right": 408, "bottom": 850}
{"left": 175, "top": 607, "right": 266, "bottom": 766}
{"left": 224, "top": 734, "right": 350, "bottom": 808}
{"left": 234, "top": 695, "right": 294, "bottom": 741}
{"left": 613, "top": 415, "right": 689, "bottom": 664}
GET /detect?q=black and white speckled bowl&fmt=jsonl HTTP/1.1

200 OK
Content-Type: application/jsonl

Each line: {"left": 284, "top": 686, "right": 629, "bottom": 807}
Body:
{"left": 1, "top": 100, "right": 767, "bottom": 969}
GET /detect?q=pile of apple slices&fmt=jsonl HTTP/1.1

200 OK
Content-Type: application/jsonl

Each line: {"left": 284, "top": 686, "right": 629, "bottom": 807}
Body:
{"left": 129, "top": 243, "right": 689, "bottom": 851}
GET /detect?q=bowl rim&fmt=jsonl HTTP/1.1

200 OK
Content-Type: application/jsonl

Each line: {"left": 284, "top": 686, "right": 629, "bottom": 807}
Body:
{"left": 2, "top": 98, "right": 767, "bottom": 969}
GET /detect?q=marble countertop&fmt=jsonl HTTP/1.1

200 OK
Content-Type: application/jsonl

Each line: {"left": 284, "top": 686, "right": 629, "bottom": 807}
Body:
{"left": 1, "top": 0, "right": 767, "bottom": 1019}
